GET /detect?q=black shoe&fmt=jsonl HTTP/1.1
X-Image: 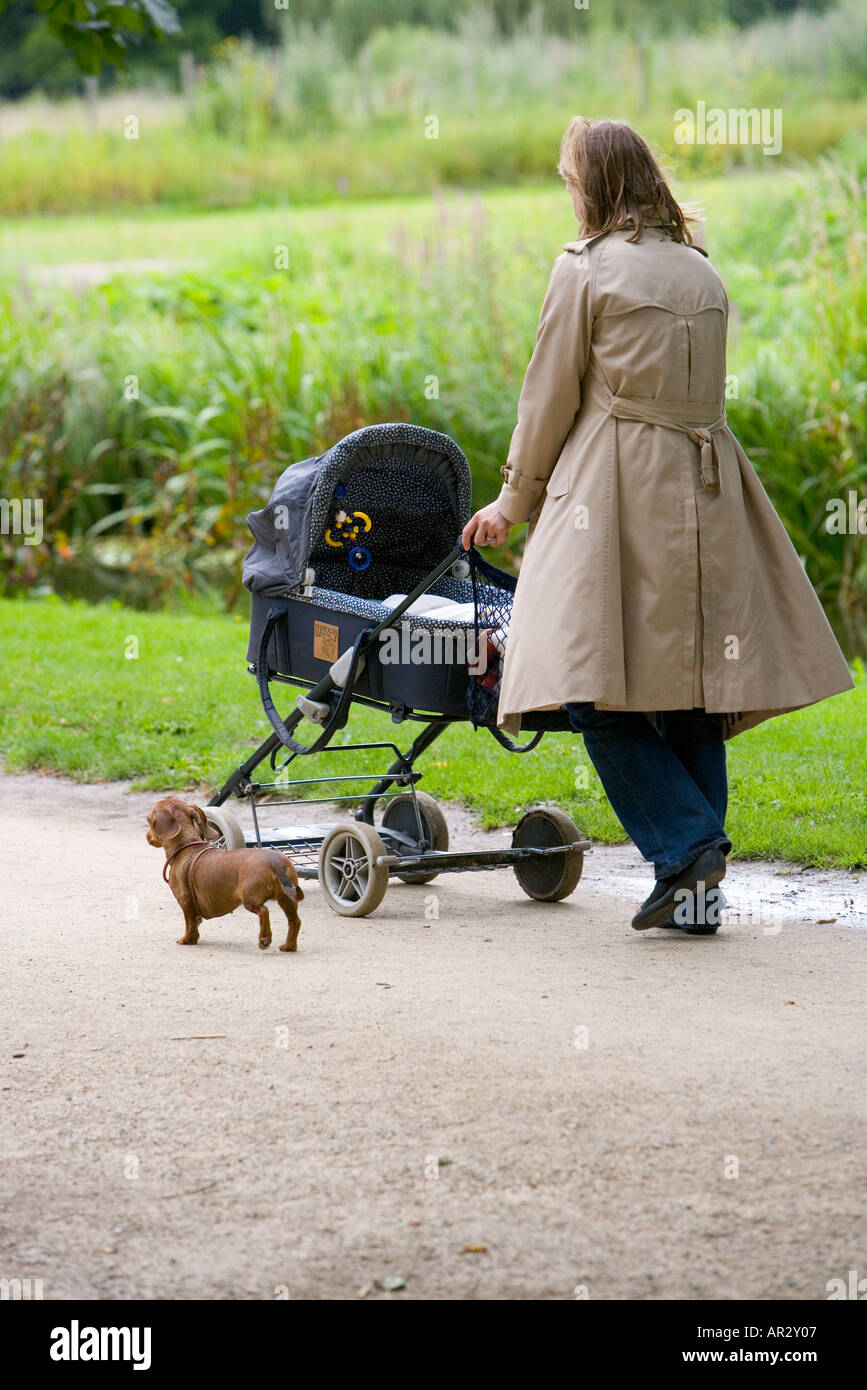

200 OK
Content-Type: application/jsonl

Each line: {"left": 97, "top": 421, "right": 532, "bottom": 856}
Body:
{"left": 658, "top": 886, "right": 727, "bottom": 935}
{"left": 659, "top": 918, "right": 720, "bottom": 935}
{"left": 631, "top": 848, "right": 727, "bottom": 932}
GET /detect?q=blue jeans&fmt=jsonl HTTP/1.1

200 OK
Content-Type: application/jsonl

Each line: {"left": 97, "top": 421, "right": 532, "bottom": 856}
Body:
{"left": 565, "top": 703, "right": 732, "bottom": 880}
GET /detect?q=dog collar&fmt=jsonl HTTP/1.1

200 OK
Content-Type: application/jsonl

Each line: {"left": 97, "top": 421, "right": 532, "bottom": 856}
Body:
{"left": 162, "top": 839, "right": 220, "bottom": 921}
{"left": 162, "top": 839, "right": 216, "bottom": 885}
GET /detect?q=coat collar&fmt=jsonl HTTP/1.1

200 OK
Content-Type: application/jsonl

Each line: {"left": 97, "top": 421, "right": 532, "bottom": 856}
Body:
{"left": 563, "top": 230, "right": 609, "bottom": 254}
{"left": 564, "top": 216, "right": 677, "bottom": 255}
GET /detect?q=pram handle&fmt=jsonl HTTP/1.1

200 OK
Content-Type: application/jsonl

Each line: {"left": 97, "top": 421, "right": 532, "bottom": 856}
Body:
{"left": 256, "top": 541, "right": 470, "bottom": 756}
{"left": 363, "top": 539, "right": 469, "bottom": 639}
{"left": 257, "top": 540, "right": 543, "bottom": 756}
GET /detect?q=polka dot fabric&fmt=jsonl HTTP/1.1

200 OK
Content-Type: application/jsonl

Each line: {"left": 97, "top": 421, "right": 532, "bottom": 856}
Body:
{"left": 309, "top": 457, "right": 458, "bottom": 599}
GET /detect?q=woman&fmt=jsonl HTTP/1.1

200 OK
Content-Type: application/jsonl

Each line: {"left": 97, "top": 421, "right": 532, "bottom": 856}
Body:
{"left": 462, "top": 118, "right": 853, "bottom": 934}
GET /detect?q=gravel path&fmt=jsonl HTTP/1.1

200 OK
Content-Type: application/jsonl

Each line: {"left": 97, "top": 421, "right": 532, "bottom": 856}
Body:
{"left": 2, "top": 772, "right": 864, "bottom": 1300}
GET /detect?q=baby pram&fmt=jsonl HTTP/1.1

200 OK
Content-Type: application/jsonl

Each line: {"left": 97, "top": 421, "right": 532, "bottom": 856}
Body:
{"left": 209, "top": 423, "right": 588, "bottom": 916}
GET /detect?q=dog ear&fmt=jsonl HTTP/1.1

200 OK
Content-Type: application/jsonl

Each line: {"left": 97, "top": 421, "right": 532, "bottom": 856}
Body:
{"left": 189, "top": 804, "right": 210, "bottom": 839}
{"left": 150, "top": 805, "right": 179, "bottom": 842}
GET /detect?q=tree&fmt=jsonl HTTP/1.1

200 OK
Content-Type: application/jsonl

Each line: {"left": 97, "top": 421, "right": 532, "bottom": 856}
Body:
{"left": 0, "top": 0, "right": 182, "bottom": 74}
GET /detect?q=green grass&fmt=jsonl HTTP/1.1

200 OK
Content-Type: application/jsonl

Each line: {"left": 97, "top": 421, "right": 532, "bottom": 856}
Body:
{"left": 2, "top": 99, "right": 864, "bottom": 219}
{"left": 0, "top": 167, "right": 804, "bottom": 276}
{"left": 2, "top": 158, "right": 865, "bottom": 648}
{"left": 2, "top": 1, "right": 865, "bottom": 216}
{"left": 1, "top": 598, "right": 864, "bottom": 867}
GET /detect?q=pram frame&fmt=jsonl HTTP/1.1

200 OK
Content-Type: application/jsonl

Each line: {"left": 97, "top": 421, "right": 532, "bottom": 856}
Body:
{"left": 210, "top": 540, "right": 589, "bottom": 914}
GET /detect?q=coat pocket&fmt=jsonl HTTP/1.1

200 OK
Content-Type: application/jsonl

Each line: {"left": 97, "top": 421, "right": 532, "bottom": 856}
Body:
{"left": 545, "top": 456, "right": 572, "bottom": 498}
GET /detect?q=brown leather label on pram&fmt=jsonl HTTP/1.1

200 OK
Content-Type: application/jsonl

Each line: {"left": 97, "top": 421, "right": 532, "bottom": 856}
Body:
{"left": 313, "top": 620, "right": 339, "bottom": 663}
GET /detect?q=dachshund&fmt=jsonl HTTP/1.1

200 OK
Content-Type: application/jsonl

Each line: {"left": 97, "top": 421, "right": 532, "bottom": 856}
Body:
{"left": 147, "top": 796, "right": 302, "bottom": 951}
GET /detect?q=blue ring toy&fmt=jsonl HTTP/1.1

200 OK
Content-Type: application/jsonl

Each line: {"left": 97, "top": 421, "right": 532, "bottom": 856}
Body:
{"left": 348, "top": 545, "right": 372, "bottom": 571}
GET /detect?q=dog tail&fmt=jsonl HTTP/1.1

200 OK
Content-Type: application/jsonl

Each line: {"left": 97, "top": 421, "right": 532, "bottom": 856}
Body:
{"left": 280, "top": 858, "right": 304, "bottom": 901}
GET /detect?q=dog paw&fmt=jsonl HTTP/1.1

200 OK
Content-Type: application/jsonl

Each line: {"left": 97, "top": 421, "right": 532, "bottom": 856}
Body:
{"left": 178, "top": 935, "right": 199, "bottom": 945}
{"left": 258, "top": 938, "right": 272, "bottom": 951}
{"left": 279, "top": 942, "right": 297, "bottom": 952}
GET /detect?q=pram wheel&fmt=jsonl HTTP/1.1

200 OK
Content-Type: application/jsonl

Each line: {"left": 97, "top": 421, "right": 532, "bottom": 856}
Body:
{"left": 204, "top": 806, "right": 246, "bottom": 850}
{"left": 512, "top": 808, "right": 584, "bottom": 902}
{"left": 318, "top": 821, "right": 390, "bottom": 918}
{"left": 380, "top": 791, "right": 449, "bottom": 884}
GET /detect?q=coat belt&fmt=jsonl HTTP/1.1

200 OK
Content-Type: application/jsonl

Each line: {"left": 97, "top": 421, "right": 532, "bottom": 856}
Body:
{"left": 588, "top": 371, "right": 726, "bottom": 492}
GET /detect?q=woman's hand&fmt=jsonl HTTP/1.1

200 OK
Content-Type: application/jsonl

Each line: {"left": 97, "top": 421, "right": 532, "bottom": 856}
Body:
{"left": 462, "top": 502, "right": 512, "bottom": 550}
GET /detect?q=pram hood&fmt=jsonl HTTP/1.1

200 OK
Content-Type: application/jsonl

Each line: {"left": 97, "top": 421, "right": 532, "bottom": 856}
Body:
{"left": 243, "top": 423, "right": 472, "bottom": 597}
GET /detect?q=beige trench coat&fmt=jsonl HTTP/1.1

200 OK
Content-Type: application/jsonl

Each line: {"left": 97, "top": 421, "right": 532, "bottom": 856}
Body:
{"left": 496, "top": 223, "right": 853, "bottom": 738}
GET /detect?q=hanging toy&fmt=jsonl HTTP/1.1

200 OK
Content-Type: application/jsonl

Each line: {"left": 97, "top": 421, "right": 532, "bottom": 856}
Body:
{"left": 324, "top": 483, "right": 373, "bottom": 571}
{"left": 348, "top": 544, "right": 371, "bottom": 571}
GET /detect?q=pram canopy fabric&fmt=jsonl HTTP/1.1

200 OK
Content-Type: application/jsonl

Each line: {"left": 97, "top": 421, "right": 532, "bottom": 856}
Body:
{"left": 243, "top": 423, "right": 473, "bottom": 601}
{"left": 244, "top": 421, "right": 572, "bottom": 736}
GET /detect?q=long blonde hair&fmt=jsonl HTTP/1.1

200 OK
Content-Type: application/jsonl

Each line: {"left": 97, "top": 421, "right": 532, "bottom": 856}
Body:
{"left": 558, "top": 117, "right": 692, "bottom": 246}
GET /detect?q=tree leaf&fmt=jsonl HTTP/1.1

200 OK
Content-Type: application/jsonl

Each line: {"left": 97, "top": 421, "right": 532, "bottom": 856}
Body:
{"left": 102, "top": 4, "right": 148, "bottom": 33}
{"left": 137, "top": 0, "right": 181, "bottom": 36}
